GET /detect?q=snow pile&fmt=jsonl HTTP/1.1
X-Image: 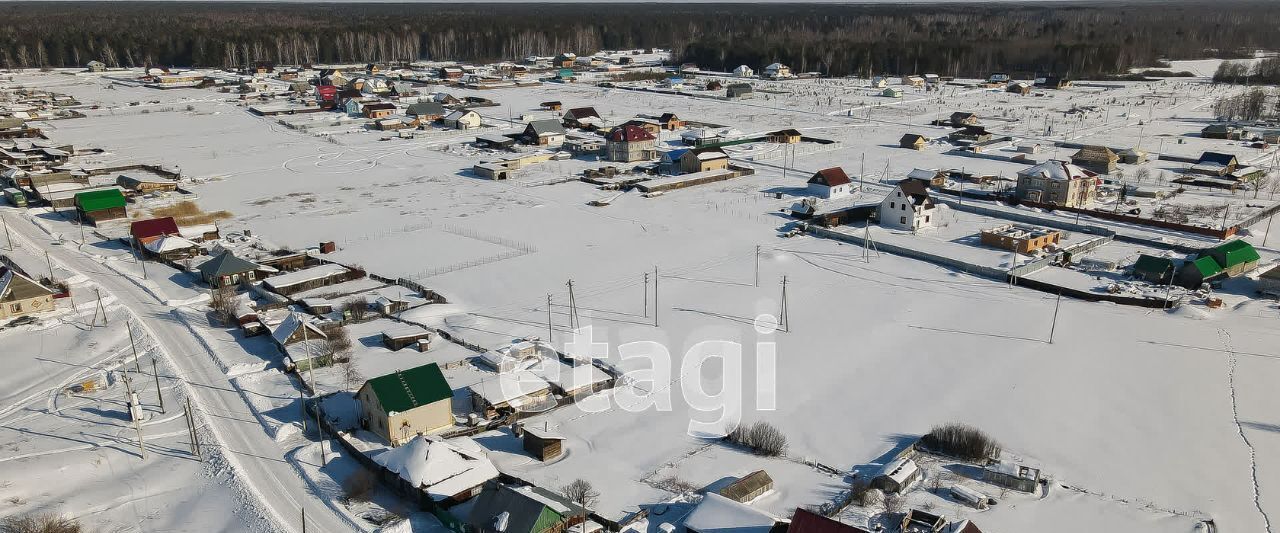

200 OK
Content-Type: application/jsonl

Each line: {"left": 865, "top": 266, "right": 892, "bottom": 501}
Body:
{"left": 373, "top": 435, "right": 499, "bottom": 502}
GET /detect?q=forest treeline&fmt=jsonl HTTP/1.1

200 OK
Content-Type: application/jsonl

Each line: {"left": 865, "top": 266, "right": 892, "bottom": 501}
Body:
{"left": 2, "top": 2, "right": 1280, "bottom": 78}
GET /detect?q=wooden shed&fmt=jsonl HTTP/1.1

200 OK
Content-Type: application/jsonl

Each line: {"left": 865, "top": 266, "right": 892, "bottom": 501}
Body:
{"left": 766, "top": 129, "right": 802, "bottom": 144}
{"left": 381, "top": 326, "right": 432, "bottom": 351}
{"left": 1071, "top": 145, "right": 1119, "bottom": 174}
{"left": 899, "top": 134, "right": 927, "bottom": 150}
{"left": 718, "top": 470, "right": 773, "bottom": 503}
{"left": 521, "top": 426, "right": 565, "bottom": 461}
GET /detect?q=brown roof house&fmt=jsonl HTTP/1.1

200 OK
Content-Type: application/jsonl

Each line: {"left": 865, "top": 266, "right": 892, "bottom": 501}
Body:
{"left": 562, "top": 107, "right": 602, "bottom": 129}
{"left": 0, "top": 268, "right": 56, "bottom": 321}
{"left": 949, "top": 112, "right": 979, "bottom": 127}
{"left": 806, "top": 167, "right": 853, "bottom": 199}
{"left": 789, "top": 509, "right": 871, "bottom": 533}
{"left": 900, "top": 134, "right": 928, "bottom": 150}
{"left": 766, "top": 129, "right": 802, "bottom": 144}
{"left": 604, "top": 124, "right": 657, "bottom": 162}
{"left": 1071, "top": 145, "right": 1119, "bottom": 174}
{"left": 879, "top": 179, "right": 937, "bottom": 231}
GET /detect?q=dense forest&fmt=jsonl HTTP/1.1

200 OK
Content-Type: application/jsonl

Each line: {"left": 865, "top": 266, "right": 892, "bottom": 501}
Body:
{"left": 2, "top": 2, "right": 1280, "bottom": 78}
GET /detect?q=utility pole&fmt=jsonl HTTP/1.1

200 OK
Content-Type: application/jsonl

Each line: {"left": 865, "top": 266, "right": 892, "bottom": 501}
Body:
{"left": 860, "top": 153, "right": 866, "bottom": 191}
{"left": 301, "top": 506, "right": 306, "bottom": 533}
{"left": 92, "top": 288, "right": 107, "bottom": 327}
{"left": 298, "top": 387, "right": 307, "bottom": 433}
{"left": 123, "top": 374, "right": 146, "bottom": 459}
{"left": 151, "top": 358, "right": 164, "bottom": 413}
{"left": 1264, "top": 212, "right": 1275, "bottom": 248}
{"left": 184, "top": 398, "right": 201, "bottom": 460}
{"left": 128, "top": 322, "right": 141, "bottom": 373}
{"left": 754, "top": 245, "right": 760, "bottom": 287}
{"left": 779, "top": 276, "right": 790, "bottom": 332}
{"left": 1, "top": 215, "right": 11, "bottom": 251}
{"left": 642, "top": 273, "right": 649, "bottom": 317}
{"left": 45, "top": 250, "right": 54, "bottom": 281}
{"left": 566, "top": 279, "right": 579, "bottom": 330}
{"left": 76, "top": 207, "right": 85, "bottom": 247}
{"left": 653, "top": 267, "right": 659, "bottom": 328}
{"left": 1048, "top": 292, "right": 1063, "bottom": 344}
{"left": 132, "top": 237, "right": 148, "bottom": 280}
{"left": 547, "top": 294, "right": 554, "bottom": 343}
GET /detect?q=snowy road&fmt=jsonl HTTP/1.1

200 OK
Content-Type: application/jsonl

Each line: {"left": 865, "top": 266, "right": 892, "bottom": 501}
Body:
{"left": 3, "top": 212, "right": 359, "bottom": 533}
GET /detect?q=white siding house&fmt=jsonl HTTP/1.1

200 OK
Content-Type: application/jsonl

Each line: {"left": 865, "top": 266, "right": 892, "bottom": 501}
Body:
{"left": 879, "top": 179, "right": 937, "bottom": 231}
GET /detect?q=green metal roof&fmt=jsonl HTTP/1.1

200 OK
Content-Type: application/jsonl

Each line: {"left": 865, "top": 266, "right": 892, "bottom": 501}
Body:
{"left": 365, "top": 363, "right": 452, "bottom": 414}
{"left": 1188, "top": 256, "right": 1223, "bottom": 278}
{"left": 1133, "top": 254, "right": 1174, "bottom": 275}
{"left": 74, "top": 189, "right": 126, "bottom": 212}
{"left": 1206, "top": 240, "right": 1261, "bottom": 268}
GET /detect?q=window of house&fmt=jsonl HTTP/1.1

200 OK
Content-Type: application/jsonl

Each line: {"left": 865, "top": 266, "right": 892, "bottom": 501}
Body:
{"left": 899, "top": 216, "right": 907, "bottom": 224}
{"left": 890, "top": 202, "right": 895, "bottom": 209}
{"left": 9, "top": 303, "right": 20, "bottom": 313}
{"left": 925, "top": 216, "right": 930, "bottom": 223}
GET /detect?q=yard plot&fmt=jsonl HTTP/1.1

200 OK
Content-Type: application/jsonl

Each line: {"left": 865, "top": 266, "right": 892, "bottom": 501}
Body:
{"left": 5, "top": 66, "right": 1280, "bottom": 533}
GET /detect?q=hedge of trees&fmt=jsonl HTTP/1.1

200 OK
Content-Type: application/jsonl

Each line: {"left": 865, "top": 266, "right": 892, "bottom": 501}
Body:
{"left": 1, "top": 2, "right": 1279, "bottom": 78}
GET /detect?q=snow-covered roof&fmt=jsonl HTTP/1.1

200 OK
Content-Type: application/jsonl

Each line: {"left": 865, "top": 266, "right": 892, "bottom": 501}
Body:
{"left": 373, "top": 435, "right": 499, "bottom": 501}
{"left": 262, "top": 263, "right": 349, "bottom": 291}
{"left": 142, "top": 235, "right": 198, "bottom": 254}
{"left": 1017, "top": 160, "right": 1095, "bottom": 181}
{"left": 468, "top": 371, "right": 550, "bottom": 406}
{"left": 907, "top": 168, "right": 939, "bottom": 181}
{"left": 683, "top": 493, "right": 777, "bottom": 533}
{"left": 528, "top": 360, "right": 610, "bottom": 393}
{"left": 270, "top": 312, "right": 326, "bottom": 346}
{"left": 382, "top": 325, "right": 431, "bottom": 340}
{"left": 877, "top": 458, "right": 920, "bottom": 485}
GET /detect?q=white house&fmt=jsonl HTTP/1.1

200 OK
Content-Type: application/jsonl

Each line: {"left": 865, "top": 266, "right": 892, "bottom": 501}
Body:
{"left": 806, "top": 167, "right": 853, "bottom": 200}
{"left": 879, "top": 178, "right": 937, "bottom": 231}
{"left": 733, "top": 65, "right": 755, "bottom": 77}
{"left": 870, "top": 76, "right": 889, "bottom": 88}
{"left": 444, "top": 109, "right": 482, "bottom": 130}
{"left": 763, "top": 63, "right": 792, "bottom": 79}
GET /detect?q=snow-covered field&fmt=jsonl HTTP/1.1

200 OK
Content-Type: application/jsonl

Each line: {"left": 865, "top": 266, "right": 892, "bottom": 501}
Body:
{"left": 1, "top": 64, "right": 1279, "bottom": 533}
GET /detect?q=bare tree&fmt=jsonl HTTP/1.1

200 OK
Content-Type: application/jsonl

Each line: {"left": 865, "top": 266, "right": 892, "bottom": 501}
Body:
{"left": 320, "top": 322, "right": 353, "bottom": 359}
{"left": 1133, "top": 167, "right": 1151, "bottom": 186}
{"left": 209, "top": 285, "right": 238, "bottom": 324}
{"left": 338, "top": 358, "right": 363, "bottom": 391}
{"left": 881, "top": 493, "right": 905, "bottom": 516}
{"left": 344, "top": 296, "right": 369, "bottom": 321}
{"left": 728, "top": 421, "right": 788, "bottom": 456}
{"left": 562, "top": 479, "right": 599, "bottom": 533}
{"left": 2, "top": 512, "right": 88, "bottom": 533}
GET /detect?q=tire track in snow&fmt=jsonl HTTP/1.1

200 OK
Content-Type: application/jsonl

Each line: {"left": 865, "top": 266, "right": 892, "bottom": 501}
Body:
{"left": 1217, "top": 328, "right": 1273, "bottom": 533}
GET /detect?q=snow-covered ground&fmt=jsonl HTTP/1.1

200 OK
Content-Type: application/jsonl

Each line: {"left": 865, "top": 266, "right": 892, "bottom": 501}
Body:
{"left": 1, "top": 66, "right": 1279, "bottom": 533}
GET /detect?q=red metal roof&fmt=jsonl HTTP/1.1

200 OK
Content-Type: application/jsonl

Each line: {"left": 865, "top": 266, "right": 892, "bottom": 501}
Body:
{"left": 130, "top": 217, "right": 179, "bottom": 240}
{"left": 608, "top": 124, "right": 656, "bottom": 142}
{"left": 789, "top": 509, "right": 870, "bottom": 533}
{"left": 810, "top": 167, "right": 852, "bottom": 187}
